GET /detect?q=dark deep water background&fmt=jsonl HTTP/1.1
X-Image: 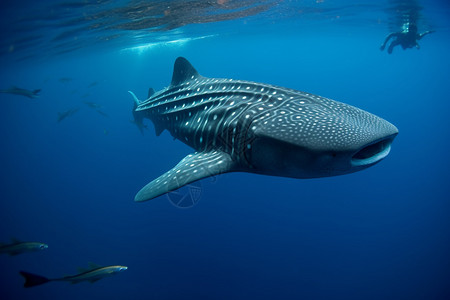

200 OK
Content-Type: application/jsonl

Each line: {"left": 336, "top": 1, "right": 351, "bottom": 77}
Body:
{"left": 1, "top": 1, "right": 449, "bottom": 299}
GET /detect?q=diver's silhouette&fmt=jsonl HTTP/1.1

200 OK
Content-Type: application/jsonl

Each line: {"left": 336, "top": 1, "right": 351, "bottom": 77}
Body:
{"left": 380, "top": 23, "right": 434, "bottom": 54}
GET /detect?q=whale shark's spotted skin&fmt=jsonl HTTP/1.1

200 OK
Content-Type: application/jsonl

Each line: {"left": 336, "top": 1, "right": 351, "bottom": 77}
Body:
{"left": 129, "top": 57, "right": 398, "bottom": 202}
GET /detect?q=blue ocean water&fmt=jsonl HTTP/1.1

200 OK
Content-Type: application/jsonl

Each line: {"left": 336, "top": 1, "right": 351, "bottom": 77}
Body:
{"left": 0, "top": 0, "right": 449, "bottom": 299}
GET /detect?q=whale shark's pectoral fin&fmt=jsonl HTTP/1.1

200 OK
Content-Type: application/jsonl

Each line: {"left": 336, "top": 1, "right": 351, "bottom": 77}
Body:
{"left": 135, "top": 151, "right": 235, "bottom": 202}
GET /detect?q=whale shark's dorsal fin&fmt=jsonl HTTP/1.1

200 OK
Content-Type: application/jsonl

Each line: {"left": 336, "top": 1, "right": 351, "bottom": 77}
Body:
{"left": 171, "top": 57, "right": 201, "bottom": 86}
{"left": 135, "top": 151, "right": 235, "bottom": 202}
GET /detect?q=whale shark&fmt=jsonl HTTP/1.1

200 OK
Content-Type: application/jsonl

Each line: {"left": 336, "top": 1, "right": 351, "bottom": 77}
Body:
{"left": 129, "top": 57, "right": 398, "bottom": 202}
{"left": 57, "top": 108, "right": 79, "bottom": 123}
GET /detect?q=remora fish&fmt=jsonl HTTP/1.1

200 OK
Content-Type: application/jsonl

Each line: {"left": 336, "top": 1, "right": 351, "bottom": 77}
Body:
{"left": 0, "top": 238, "right": 48, "bottom": 256}
{"left": 129, "top": 57, "right": 398, "bottom": 202}
{"left": 0, "top": 86, "right": 41, "bottom": 98}
{"left": 20, "top": 263, "right": 127, "bottom": 288}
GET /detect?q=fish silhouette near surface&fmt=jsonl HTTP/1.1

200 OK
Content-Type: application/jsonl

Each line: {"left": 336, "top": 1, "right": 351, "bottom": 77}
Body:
{"left": 128, "top": 57, "right": 398, "bottom": 202}
{"left": 0, "top": 86, "right": 41, "bottom": 98}
{"left": 0, "top": 238, "right": 48, "bottom": 256}
{"left": 83, "top": 101, "right": 102, "bottom": 109}
{"left": 57, "top": 108, "right": 79, "bottom": 123}
{"left": 83, "top": 101, "right": 109, "bottom": 117}
{"left": 95, "top": 109, "right": 109, "bottom": 117}
{"left": 20, "top": 263, "right": 127, "bottom": 288}
{"left": 59, "top": 77, "right": 73, "bottom": 83}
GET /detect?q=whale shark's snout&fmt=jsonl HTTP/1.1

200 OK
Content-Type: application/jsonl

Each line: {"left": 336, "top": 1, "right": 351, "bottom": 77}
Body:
{"left": 342, "top": 107, "right": 399, "bottom": 172}
{"left": 249, "top": 98, "right": 398, "bottom": 178}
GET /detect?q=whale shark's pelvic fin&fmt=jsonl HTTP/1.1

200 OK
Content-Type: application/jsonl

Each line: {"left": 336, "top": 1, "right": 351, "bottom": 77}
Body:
{"left": 135, "top": 151, "right": 235, "bottom": 202}
{"left": 170, "top": 57, "right": 202, "bottom": 86}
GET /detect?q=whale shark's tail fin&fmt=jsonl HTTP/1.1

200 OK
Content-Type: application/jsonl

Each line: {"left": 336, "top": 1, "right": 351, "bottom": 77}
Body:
{"left": 130, "top": 102, "right": 148, "bottom": 135}
{"left": 128, "top": 91, "right": 140, "bottom": 106}
{"left": 20, "top": 271, "right": 51, "bottom": 288}
{"left": 128, "top": 90, "right": 164, "bottom": 136}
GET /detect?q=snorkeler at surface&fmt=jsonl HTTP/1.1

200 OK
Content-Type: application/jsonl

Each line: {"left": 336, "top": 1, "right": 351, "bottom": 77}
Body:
{"left": 380, "top": 23, "right": 434, "bottom": 54}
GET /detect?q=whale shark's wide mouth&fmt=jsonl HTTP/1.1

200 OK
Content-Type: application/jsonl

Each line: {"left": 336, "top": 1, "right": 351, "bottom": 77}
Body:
{"left": 351, "top": 135, "right": 396, "bottom": 167}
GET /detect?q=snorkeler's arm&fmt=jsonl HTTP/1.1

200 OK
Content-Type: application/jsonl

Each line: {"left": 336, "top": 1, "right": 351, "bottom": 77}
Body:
{"left": 380, "top": 33, "right": 398, "bottom": 50}
{"left": 418, "top": 30, "right": 435, "bottom": 40}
